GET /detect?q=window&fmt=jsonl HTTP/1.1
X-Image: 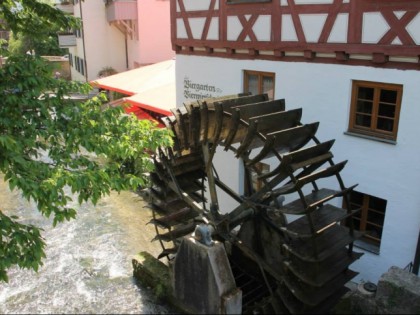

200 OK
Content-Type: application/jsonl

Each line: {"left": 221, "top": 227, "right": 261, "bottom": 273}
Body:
{"left": 244, "top": 70, "right": 275, "bottom": 100}
{"left": 74, "top": 28, "right": 82, "bottom": 38}
{"left": 75, "top": 56, "right": 79, "bottom": 71}
{"left": 74, "top": 56, "right": 85, "bottom": 76}
{"left": 80, "top": 58, "right": 84, "bottom": 76}
{"left": 343, "top": 190, "right": 387, "bottom": 254}
{"left": 348, "top": 80, "right": 402, "bottom": 141}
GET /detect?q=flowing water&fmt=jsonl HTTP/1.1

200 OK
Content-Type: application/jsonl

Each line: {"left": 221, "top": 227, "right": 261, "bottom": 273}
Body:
{"left": 0, "top": 179, "right": 176, "bottom": 314}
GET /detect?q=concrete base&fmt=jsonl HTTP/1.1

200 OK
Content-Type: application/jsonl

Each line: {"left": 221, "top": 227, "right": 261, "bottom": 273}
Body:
{"left": 172, "top": 237, "right": 242, "bottom": 314}
{"left": 132, "top": 243, "right": 242, "bottom": 315}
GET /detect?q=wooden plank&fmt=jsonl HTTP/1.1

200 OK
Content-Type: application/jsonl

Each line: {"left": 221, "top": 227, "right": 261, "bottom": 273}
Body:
{"left": 148, "top": 199, "right": 189, "bottom": 215}
{"left": 259, "top": 152, "right": 332, "bottom": 181}
{"left": 161, "top": 116, "right": 181, "bottom": 153}
{"left": 278, "top": 283, "right": 350, "bottom": 314}
{"left": 199, "top": 102, "right": 209, "bottom": 143}
{"left": 282, "top": 269, "right": 358, "bottom": 306}
{"left": 277, "top": 282, "right": 306, "bottom": 314}
{"left": 285, "top": 249, "right": 363, "bottom": 287}
{"left": 157, "top": 247, "right": 178, "bottom": 260}
{"left": 171, "top": 162, "right": 204, "bottom": 176}
{"left": 268, "top": 122, "right": 319, "bottom": 152}
{"left": 228, "top": 99, "right": 286, "bottom": 146}
{"left": 290, "top": 152, "right": 333, "bottom": 172}
{"left": 208, "top": 93, "right": 267, "bottom": 112}
{"left": 149, "top": 207, "right": 199, "bottom": 229}
{"left": 173, "top": 108, "right": 190, "bottom": 150}
{"left": 188, "top": 105, "right": 201, "bottom": 149}
{"left": 235, "top": 120, "right": 262, "bottom": 157}
{"left": 236, "top": 108, "right": 303, "bottom": 153}
{"left": 177, "top": 179, "right": 204, "bottom": 194}
{"left": 232, "top": 98, "right": 286, "bottom": 121}
{"left": 283, "top": 224, "right": 364, "bottom": 262}
{"left": 168, "top": 151, "right": 203, "bottom": 167}
{"left": 223, "top": 109, "right": 241, "bottom": 149}
{"left": 277, "top": 188, "right": 339, "bottom": 215}
{"left": 205, "top": 95, "right": 262, "bottom": 144}
{"left": 149, "top": 171, "right": 165, "bottom": 186}
{"left": 295, "top": 161, "right": 347, "bottom": 189}
{"left": 282, "top": 140, "right": 334, "bottom": 165}
{"left": 152, "top": 221, "right": 197, "bottom": 242}
{"left": 200, "top": 92, "right": 252, "bottom": 110}
{"left": 148, "top": 187, "right": 179, "bottom": 204}
{"left": 208, "top": 102, "right": 224, "bottom": 144}
{"left": 250, "top": 108, "right": 302, "bottom": 135}
{"left": 283, "top": 205, "right": 360, "bottom": 237}
{"left": 258, "top": 139, "right": 334, "bottom": 181}
{"left": 246, "top": 123, "right": 319, "bottom": 166}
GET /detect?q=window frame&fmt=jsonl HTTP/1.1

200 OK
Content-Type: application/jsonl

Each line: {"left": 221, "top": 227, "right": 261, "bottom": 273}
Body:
{"left": 348, "top": 80, "right": 403, "bottom": 141}
{"left": 243, "top": 70, "right": 275, "bottom": 100}
{"left": 343, "top": 190, "right": 387, "bottom": 254}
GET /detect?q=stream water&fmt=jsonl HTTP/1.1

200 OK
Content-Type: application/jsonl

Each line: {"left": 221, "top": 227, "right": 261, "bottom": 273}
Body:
{"left": 0, "top": 179, "right": 176, "bottom": 314}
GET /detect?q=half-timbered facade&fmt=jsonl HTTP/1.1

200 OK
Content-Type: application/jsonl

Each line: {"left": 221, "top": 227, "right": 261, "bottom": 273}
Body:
{"left": 172, "top": 0, "right": 420, "bottom": 284}
{"left": 172, "top": 0, "right": 420, "bottom": 70}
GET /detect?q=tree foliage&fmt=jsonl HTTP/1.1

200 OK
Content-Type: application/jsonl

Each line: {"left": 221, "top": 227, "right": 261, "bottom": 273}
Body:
{"left": 0, "top": 0, "right": 80, "bottom": 37}
{"left": 4, "top": 0, "right": 67, "bottom": 55}
{"left": 8, "top": 26, "right": 67, "bottom": 56}
{"left": 0, "top": 1, "right": 173, "bottom": 282}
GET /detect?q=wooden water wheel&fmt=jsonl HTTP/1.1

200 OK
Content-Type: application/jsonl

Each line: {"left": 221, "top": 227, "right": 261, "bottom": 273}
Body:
{"left": 139, "top": 93, "right": 364, "bottom": 314}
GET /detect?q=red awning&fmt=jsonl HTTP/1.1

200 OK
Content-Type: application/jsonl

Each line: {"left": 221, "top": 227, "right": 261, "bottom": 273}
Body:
{"left": 123, "top": 82, "right": 174, "bottom": 116}
{"left": 91, "top": 59, "right": 175, "bottom": 116}
{"left": 124, "top": 105, "right": 165, "bottom": 128}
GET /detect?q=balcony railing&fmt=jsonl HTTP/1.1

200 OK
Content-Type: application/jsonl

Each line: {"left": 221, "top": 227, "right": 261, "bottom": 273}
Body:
{"left": 106, "top": 0, "right": 137, "bottom": 22}
{"left": 58, "top": 33, "right": 76, "bottom": 47}
{"left": 54, "top": 1, "right": 74, "bottom": 14}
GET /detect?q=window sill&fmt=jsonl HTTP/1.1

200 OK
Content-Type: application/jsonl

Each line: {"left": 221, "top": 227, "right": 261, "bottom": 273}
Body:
{"left": 344, "top": 131, "right": 397, "bottom": 145}
{"left": 353, "top": 239, "right": 380, "bottom": 255}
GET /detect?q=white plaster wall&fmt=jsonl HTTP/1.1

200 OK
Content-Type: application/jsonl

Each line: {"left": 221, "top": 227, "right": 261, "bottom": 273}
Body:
{"left": 137, "top": 0, "right": 174, "bottom": 65}
{"left": 82, "top": 0, "right": 127, "bottom": 81}
{"left": 126, "top": 37, "right": 140, "bottom": 69}
{"left": 176, "top": 54, "right": 420, "bottom": 283}
{"left": 69, "top": 0, "right": 127, "bottom": 82}
{"left": 71, "top": 0, "right": 173, "bottom": 79}
{"left": 68, "top": 45, "right": 85, "bottom": 82}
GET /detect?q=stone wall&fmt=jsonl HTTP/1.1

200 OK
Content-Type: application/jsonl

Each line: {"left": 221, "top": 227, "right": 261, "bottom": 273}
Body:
{"left": 334, "top": 266, "right": 420, "bottom": 314}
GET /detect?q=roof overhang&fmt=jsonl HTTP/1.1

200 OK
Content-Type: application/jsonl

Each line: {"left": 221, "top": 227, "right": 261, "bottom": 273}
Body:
{"left": 123, "top": 83, "right": 174, "bottom": 116}
{"left": 91, "top": 59, "right": 175, "bottom": 116}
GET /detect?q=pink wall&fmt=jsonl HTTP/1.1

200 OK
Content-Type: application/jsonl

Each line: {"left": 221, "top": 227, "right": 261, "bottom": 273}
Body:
{"left": 137, "top": 0, "right": 174, "bottom": 65}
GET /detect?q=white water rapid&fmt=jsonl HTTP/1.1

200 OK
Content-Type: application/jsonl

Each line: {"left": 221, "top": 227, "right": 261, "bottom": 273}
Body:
{"left": 0, "top": 178, "right": 176, "bottom": 314}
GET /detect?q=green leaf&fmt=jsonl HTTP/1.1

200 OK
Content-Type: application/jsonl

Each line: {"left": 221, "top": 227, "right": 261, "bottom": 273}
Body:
{"left": 0, "top": 1, "right": 173, "bottom": 282}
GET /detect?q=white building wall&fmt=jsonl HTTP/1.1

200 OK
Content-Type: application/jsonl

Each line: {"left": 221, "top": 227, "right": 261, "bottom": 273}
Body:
{"left": 68, "top": 45, "right": 84, "bottom": 82}
{"left": 126, "top": 35, "right": 140, "bottom": 69}
{"left": 176, "top": 54, "right": 420, "bottom": 283}
{"left": 137, "top": 0, "right": 174, "bottom": 66}
{"left": 82, "top": 0, "right": 127, "bottom": 81}
{"left": 70, "top": 0, "right": 127, "bottom": 82}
